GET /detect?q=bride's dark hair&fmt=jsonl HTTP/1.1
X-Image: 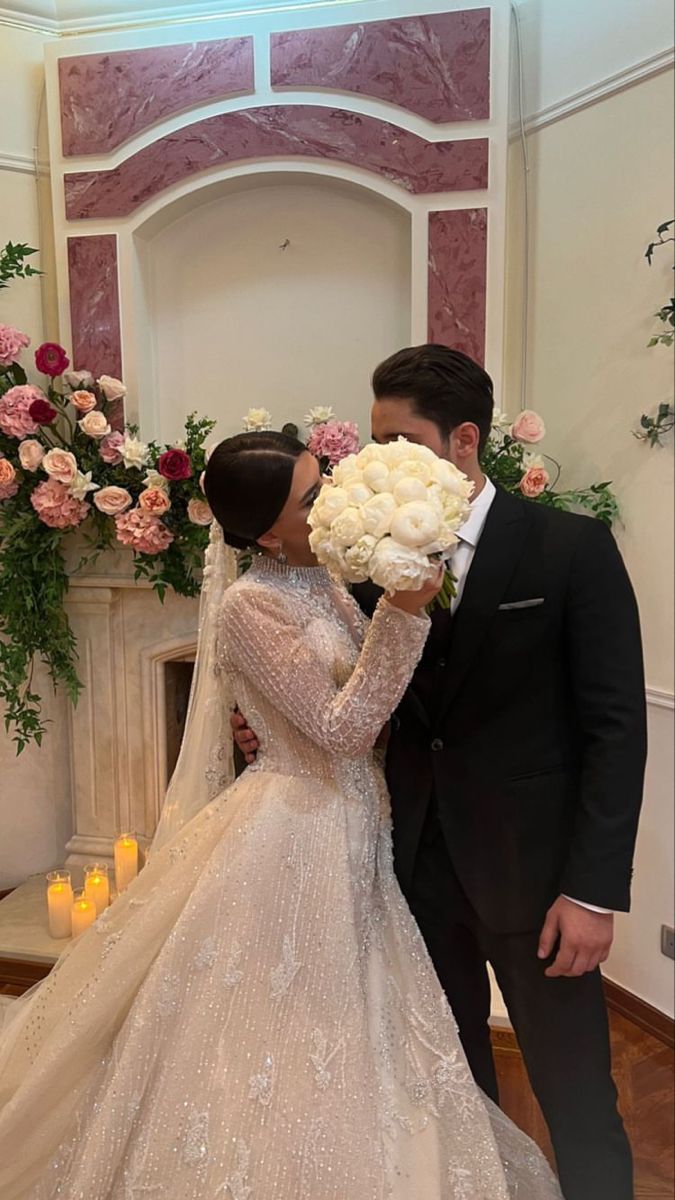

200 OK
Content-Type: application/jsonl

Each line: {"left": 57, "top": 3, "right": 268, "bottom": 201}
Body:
{"left": 203, "top": 431, "right": 306, "bottom": 551}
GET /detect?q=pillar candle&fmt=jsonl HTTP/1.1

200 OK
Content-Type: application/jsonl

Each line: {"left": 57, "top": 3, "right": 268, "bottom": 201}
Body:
{"left": 71, "top": 890, "right": 97, "bottom": 937}
{"left": 84, "top": 863, "right": 110, "bottom": 916}
{"left": 114, "top": 834, "right": 138, "bottom": 894}
{"left": 46, "top": 871, "right": 73, "bottom": 939}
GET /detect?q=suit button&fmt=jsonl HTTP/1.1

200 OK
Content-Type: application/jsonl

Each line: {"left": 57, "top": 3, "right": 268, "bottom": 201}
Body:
{"left": 437, "top": 658, "right": 447, "bottom": 669}
{"left": 431, "top": 738, "right": 444, "bottom": 752}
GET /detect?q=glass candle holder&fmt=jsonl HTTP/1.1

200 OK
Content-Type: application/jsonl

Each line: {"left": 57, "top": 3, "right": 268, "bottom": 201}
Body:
{"left": 46, "top": 870, "right": 73, "bottom": 939}
{"left": 71, "top": 889, "right": 97, "bottom": 937}
{"left": 84, "top": 862, "right": 110, "bottom": 916}
{"left": 114, "top": 833, "right": 138, "bottom": 894}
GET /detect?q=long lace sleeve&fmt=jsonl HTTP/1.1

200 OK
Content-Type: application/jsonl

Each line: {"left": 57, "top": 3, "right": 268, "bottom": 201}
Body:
{"left": 220, "top": 582, "right": 429, "bottom": 758}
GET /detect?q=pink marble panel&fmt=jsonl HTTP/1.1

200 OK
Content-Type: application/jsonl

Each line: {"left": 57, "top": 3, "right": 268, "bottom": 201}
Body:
{"left": 59, "top": 38, "right": 254, "bottom": 157}
{"left": 67, "top": 235, "right": 124, "bottom": 428}
{"left": 64, "top": 107, "right": 488, "bottom": 219}
{"left": 271, "top": 10, "right": 490, "bottom": 123}
{"left": 428, "top": 209, "right": 487, "bottom": 364}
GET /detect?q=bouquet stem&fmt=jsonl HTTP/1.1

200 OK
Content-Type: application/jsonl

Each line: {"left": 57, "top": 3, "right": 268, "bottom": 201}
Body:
{"left": 427, "top": 568, "right": 457, "bottom": 614}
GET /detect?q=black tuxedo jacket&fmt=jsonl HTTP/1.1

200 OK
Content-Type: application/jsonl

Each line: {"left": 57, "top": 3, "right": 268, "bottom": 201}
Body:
{"left": 354, "top": 486, "right": 647, "bottom": 933}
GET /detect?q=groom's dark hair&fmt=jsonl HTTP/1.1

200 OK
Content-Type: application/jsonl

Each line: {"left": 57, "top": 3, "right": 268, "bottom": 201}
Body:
{"left": 372, "top": 344, "right": 494, "bottom": 453}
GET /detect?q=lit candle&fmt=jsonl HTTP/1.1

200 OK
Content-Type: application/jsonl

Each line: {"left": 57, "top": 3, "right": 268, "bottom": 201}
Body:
{"left": 46, "top": 870, "right": 73, "bottom": 939}
{"left": 71, "top": 889, "right": 97, "bottom": 937}
{"left": 84, "top": 863, "right": 110, "bottom": 916}
{"left": 114, "top": 834, "right": 138, "bottom": 894}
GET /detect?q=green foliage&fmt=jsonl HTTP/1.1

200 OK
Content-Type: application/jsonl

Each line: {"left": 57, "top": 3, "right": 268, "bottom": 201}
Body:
{"left": 638, "top": 221, "right": 674, "bottom": 444}
{"left": 634, "top": 402, "right": 675, "bottom": 447}
{"left": 0, "top": 242, "right": 42, "bottom": 289}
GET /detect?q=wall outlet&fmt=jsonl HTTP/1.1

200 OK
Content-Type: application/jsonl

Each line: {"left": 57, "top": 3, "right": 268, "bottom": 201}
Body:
{"left": 661, "top": 925, "right": 675, "bottom": 960}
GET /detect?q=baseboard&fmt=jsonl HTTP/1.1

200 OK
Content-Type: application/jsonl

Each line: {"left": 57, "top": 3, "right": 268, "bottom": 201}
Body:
{"left": 0, "top": 956, "right": 51, "bottom": 992}
{"left": 603, "top": 978, "right": 675, "bottom": 1049}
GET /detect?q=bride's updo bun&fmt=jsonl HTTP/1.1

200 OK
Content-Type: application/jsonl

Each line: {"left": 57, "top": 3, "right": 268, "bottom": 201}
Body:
{"left": 203, "top": 431, "right": 306, "bottom": 551}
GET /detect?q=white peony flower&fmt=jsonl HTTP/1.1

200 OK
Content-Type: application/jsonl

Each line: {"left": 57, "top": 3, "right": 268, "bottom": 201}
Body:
{"left": 370, "top": 537, "right": 432, "bottom": 595}
{"left": 362, "top": 461, "right": 391, "bottom": 493}
{"left": 343, "top": 535, "right": 378, "bottom": 583}
{"left": 308, "top": 484, "right": 350, "bottom": 529}
{"left": 69, "top": 470, "right": 100, "bottom": 501}
{"left": 330, "top": 506, "right": 366, "bottom": 546}
{"left": 392, "top": 477, "right": 428, "bottom": 505}
{"left": 304, "top": 405, "right": 335, "bottom": 427}
{"left": 331, "top": 453, "right": 359, "bottom": 485}
{"left": 242, "top": 408, "right": 272, "bottom": 432}
{"left": 361, "top": 492, "right": 397, "bottom": 538}
{"left": 390, "top": 501, "right": 441, "bottom": 549}
{"left": 344, "top": 481, "right": 374, "bottom": 506}
{"left": 121, "top": 435, "right": 149, "bottom": 470}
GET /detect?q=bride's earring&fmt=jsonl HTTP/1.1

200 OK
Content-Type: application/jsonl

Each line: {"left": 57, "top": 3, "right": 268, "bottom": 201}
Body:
{"left": 277, "top": 544, "right": 288, "bottom": 566}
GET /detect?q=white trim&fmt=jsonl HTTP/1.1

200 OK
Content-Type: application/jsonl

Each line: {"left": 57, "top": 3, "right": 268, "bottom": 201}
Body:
{"left": 510, "top": 47, "right": 675, "bottom": 139}
{"left": 0, "top": 150, "right": 49, "bottom": 175}
{"left": 0, "top": 7, "right": 58, "bottom": 33}
{"left": 646, "top": 687, "right": 675, "bottom": 712}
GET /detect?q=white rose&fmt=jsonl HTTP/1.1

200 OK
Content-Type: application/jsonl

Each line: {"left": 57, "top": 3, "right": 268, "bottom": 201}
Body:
{"left": 143, "top": 469, "right": 169, "bottom": 493}
{"left": 42, "top": 448, "right": 78, "bottom": 484}
{"left": 97, "top": 375, "right": 127, "bottom": 402}
{"left": 304, "top": 405, "right": 335, "bottom": 427}
{"left": 523, "top": 451, "right": 545, "bottom": 469}
{"left": 18, "top": 439, "right": 45, "bottom": 472}
{"left": 69, "top": 470, "right": 100, "bottom": 500}
{"left": 362, "top": 461, "right": 391, "bottom": 493}
{"left": 330, "top": 506, "right": 366, "bottom": 546}
{"left": 390, "top": 501, "right": 441, "bottom": 549}
{"left": 121, "top": 436, "right": 149, "bottom": 470}
{"left": 63, "top": 368, "right": 94, "bottom": 390}
{"left": 392, "top": 477, "right": 428, "bottom": 504}
{"left": 362, "top": 492, "right": 397, "bottom": 538}
{"left": 242, "top": 407, "right": 272, "bottom": 432}
{"left": 94, "top": 485, "right": 132, "bottom": 515}
{"left": 309, "top": 485, "right": 349, "bottom": 529}
{"left": 78, "top": 411, "right": 111, "bottom": 439}
{"left": 370, "top": 537, "right": 433, "bottom": 595}
{"left": 187, "top": 498, "right": 213, "bottom": 525}
{"left": 343, "top": 534, "right": 378, "bottom": 583}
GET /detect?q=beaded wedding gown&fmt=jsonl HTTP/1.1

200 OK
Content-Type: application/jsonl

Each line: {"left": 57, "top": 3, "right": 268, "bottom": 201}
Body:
{"left": 0, "top": 557, "right": 561, "bottom": 1199}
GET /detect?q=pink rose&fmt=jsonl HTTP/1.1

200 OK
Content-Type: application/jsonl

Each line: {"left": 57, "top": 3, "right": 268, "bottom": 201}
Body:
{"left": 0, "top": 457, "right": 18, "bottom": 501}
{"left": 94, "top": 485, "right": 133, "bottom": 515}
{"left": 0, "top": 324, "right": 30, "bottom": 367}
{"left": 0, "top": 385, "right": 43, "bottom": 438}
{"left": 307, "top": 420, "right": 360, "bottom": 467}
{"left": 71, "top": 390, "right": 97, "bottom": 413}
{"left": 115, "top": 509, "right": 174, "bottom": 554}
{"left": 78, "top": 410, "right": 111, "bottom": 438}
{"left": 187, "top": 497, "right": 213, "bottom": 525}
{"left": 510, "top": 410, "right": 546, "bottom": 444}
{"left": 97, "top": 375, "right": 127, "bottom": 403}
{"left": 138, "top": 487, "right": 171, "bottom": 515}
{"left": 99, "top": 431, "right": 125, "bottom": 465}
{"left": 35, "top": 342, "right": 69, "bottom": 378}
{"left": 18, "top": 439, "right": 46, "bottom": 472}
{"left": 42, "top": 448, "right": 78, "bottom": 485}
{"left": 519, "top": 466, "right": 550, "bottom": 498}
{"left": 31, "top": 479, "right": 90, "bottom": 528}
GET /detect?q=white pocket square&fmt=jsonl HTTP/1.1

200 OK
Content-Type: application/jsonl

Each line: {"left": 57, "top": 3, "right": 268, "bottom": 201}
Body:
{"left": 498, "top": 598, "right": 545, "bottom": 610}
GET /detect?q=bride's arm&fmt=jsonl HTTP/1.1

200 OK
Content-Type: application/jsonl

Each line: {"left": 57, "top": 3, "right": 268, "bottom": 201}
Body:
{"left": 219, "top": 583, "right": 429, "bottom": 758}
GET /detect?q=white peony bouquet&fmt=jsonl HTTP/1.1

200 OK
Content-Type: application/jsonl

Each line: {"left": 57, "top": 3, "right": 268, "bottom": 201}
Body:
{"left": 308, "top": 438, "right": 473, "bottom": 608}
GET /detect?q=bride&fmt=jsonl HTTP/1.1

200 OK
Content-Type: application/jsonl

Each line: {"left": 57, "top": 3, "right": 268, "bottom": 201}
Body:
{"left": 0, "top": 431, "right": 562, "bottom": 1199}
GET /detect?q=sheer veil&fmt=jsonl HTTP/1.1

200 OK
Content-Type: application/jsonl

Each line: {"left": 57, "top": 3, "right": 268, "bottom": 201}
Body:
{"left": 150, "top": 520, "right": 238, "bottom": 854}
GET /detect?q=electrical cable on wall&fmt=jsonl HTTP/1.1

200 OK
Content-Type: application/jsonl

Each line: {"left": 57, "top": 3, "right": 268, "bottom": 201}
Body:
{"left": 511, "top": 0, "right": 530, "bottom": 412}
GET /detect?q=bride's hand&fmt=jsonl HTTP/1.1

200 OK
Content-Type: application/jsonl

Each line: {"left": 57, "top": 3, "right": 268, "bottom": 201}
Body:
{"left": 386, "top": 564, "right": 445, "bottom": 616}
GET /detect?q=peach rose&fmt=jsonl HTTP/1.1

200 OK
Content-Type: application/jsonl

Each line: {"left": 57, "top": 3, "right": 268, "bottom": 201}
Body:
{"left": 94, "top": 486, "right": 133, "bottom": 515}
{"left": 71, "top": 390, "right": 97, "bottom": 414}
{"left": 42, "top": 448, "right": 78, "bottom": 485}
{"left": 187, "top": 498, "right": 213, "bottom": 525}
{"left": 138, "top": 487, "right": 171, "bottom": 515}
{"left": 519, "top": 465, "right": 550, "bottom": 498}
{"left": 18, "top": 439, "right": 46, "bottom": 472}
{"left": 78, "top": 411, "right": 111, "bottom": 439}
{"left": 510, "top": 410, "right": 546, "bottom": 444}
{"left": 0, "top": 457, "right": 18, "bottom": 500}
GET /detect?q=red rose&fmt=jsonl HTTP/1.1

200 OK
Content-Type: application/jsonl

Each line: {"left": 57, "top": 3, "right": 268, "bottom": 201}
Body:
{"left": 35, "top": 342, "right": 70, "bottom": 377}
{"left": 158, "top": 449, "right": 192, "bottom": 481}
{"left": 29, "top": 398, "right": 58, "bottom": 425}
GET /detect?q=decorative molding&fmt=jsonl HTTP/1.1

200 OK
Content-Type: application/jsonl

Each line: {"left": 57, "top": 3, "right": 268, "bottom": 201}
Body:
{"left": 0, "top": 150, "right": 49, "bottom": 175}
{"left": 603, "top": 978, "right": 675, "bottom": 1049}
{"left": 646, "top": 687, "right": 675, "bottom": 711}
{"left": 510, "top": 47, "right": 675, "bottom": 139}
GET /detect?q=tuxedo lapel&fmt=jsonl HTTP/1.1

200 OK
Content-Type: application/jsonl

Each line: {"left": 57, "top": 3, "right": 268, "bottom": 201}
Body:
{"left": 437, "top": 488, "right": 528, "bottom": 725}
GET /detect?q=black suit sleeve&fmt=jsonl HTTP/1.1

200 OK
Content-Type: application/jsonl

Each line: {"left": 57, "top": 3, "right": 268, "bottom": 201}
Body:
{"left": 559, "top": 518, "right": 647, "bottom": 910}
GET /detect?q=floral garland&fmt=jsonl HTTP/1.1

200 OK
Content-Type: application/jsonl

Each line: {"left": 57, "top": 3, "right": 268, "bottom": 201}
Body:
{"left": 635, "top": 220, "right": 674, "bottom": 447}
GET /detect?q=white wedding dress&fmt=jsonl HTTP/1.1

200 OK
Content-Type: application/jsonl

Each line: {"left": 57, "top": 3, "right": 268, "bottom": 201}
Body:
{"left": 0, "top": 556, "right": 562, "bottom": 1199}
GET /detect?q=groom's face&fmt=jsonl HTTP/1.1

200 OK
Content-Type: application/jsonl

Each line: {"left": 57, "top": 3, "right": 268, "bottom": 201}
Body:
{"left": 370, "top": 397, "right": 450, "bottom": 459}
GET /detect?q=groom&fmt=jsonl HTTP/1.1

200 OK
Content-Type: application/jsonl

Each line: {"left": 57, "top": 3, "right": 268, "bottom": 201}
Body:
{"left": 235, "top": 345, "right": 647, "bottom": 1200}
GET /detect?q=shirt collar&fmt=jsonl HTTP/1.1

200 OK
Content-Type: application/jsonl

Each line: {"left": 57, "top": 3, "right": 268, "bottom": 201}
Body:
{"left": 458, "top": 476, "right": 496, "bottom": 548}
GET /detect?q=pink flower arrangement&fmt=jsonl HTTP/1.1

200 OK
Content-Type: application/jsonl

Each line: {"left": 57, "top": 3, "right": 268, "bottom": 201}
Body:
{"left": 30, "top": 479, "right": 90, "bottom": 529}
{"left": 0, "top": 456, "right": 19, "bottom": 501}
{"left": 114, "top": 509, "right": 174, "bottom": 554}
{"left": 0, "top": 324, "right": 30, "bottom": 367}
{"left": 0, "top": 385, "right": 43, "bottom": 438}
{"left": 35, "top": 342, "right": 70, "bottom": 378}
{"left": 307, "top": 420, "right": 360, "bottom": 467}
{"left": 99, "top": 431, "right": 125, "bottom": 465}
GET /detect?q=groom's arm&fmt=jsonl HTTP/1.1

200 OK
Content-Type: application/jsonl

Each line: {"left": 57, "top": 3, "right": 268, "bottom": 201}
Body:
{"left": 539, "top": 517, "right": 647, "bottom": 977}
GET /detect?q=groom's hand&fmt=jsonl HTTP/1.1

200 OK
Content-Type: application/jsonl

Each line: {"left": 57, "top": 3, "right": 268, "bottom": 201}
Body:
{"left": 538, "top": 895, "right": 614, "bottom": 978}
{"left": 231, "top": 711, "right": 259, "bottom": 764}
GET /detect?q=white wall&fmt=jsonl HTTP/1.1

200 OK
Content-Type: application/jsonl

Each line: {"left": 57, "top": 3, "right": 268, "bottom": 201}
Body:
{"left": 145, "top": 178, "right": 411, "bottom": 444}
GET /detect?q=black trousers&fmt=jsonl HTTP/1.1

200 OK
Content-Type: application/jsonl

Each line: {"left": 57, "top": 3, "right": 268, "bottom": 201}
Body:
{"left": 404, "top": 806, "right": 633, "bottom": 1200}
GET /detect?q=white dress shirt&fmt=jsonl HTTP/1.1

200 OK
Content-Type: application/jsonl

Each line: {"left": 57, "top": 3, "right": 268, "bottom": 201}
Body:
{"left": 449, "top": 476, "right": 611, "bottom": 916}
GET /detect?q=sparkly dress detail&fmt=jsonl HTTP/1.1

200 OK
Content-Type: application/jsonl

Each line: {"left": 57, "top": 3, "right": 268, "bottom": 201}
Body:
{"left": 0, "top": 558, "right": 561, "bottom": 1199}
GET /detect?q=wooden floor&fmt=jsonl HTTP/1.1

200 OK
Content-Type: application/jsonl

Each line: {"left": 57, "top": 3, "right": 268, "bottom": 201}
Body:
{"left": 494, "top": 1010, "right": 675, "bottom": 1198}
